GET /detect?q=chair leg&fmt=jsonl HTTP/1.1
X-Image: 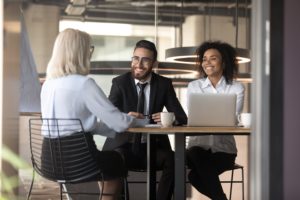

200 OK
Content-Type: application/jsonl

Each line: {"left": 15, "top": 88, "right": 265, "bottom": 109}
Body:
{"left": 116, "top": 178, "right": 129, "bottom": 200}
{"left": 62, "top": 184, "right": 73, "bottom": 200}
{"left": 123, "top": 177, "right": 129, "bottom": 200}
{"left": 26, "top": 169, "right": 35, "bottom": 200}
{"left": 98, "top": 181, "right": 104, "bottom": 200}
{"left": 59, "top": 183, "right": 63, "bottom": 200}
{"left": 241, "top": 167, "right": 245, "bottom": 200}
{"left": 229, "top": 168, "right": 235, "bottom": 200}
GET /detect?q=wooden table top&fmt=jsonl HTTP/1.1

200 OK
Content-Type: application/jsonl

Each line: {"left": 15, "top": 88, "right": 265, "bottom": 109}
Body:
{"left": 127, "top": 125, "right": 251, "bottom": 135}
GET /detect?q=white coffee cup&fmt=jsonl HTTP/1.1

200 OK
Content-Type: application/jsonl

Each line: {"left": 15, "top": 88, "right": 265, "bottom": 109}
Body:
{"left": 160, "top": 112, "right": 175, "bottom": 127}
{"left": 238, "top": 113, "right": 252, "bottom": 128}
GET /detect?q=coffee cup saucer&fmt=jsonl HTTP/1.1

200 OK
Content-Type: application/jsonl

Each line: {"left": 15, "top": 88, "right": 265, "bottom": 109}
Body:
{"left": 144, "top": 124, "right": 162, "bottom": 128}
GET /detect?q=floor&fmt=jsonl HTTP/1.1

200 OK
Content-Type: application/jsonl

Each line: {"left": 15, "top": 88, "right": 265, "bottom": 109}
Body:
{"left": 19, "top": 169, "right": 245, "bottom": 200}
{"left": 19, "top": 116, "right": 248, "bottom": 200}
{"left": 20, "top": 170, "right": 68, "bottom": 200}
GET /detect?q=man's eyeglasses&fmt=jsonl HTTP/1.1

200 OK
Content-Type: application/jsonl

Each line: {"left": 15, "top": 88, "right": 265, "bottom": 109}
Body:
{"left": 131, "top": 56, "right": 153, "bottom": 66}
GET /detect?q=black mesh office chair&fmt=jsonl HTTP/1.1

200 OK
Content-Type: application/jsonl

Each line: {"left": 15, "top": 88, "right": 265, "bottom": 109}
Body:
{"left": 27, "top": 118, "right": 127, "bottom": 200}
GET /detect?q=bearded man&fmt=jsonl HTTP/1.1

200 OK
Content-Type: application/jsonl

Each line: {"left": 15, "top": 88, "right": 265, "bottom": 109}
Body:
{"left": 103, "top": 40, "right": 187, "bottom": 200}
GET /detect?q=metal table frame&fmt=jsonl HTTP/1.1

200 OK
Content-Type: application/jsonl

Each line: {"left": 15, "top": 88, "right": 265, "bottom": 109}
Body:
{"left": 127, "top": 126, "right": 251, "bottom": 200}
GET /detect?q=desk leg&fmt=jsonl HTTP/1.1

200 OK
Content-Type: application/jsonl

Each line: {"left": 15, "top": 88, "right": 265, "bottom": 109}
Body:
{"left": 147, "top": 134, "right": 156, "bottom": 200}
{"left": 174, "top": 133, "right": 186, "bottom": 200}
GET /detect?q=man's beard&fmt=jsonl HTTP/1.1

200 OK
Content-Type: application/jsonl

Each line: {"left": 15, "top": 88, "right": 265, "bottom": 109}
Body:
{"left": 131, "top": 67, "right": 152, "bottom": 81}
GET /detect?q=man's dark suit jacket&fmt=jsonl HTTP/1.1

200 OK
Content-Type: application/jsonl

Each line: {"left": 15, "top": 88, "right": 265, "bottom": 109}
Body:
{"left": 103, "top": 72, "right": 187, "bottom": 151}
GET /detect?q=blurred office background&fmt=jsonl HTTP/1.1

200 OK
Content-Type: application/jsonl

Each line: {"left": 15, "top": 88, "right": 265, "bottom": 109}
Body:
{"left": 1, "top": 0, "right": 300, "bottom": 200}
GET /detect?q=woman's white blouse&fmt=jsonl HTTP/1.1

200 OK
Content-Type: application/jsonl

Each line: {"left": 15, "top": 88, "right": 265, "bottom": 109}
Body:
{"left": 186, "top": 76, "right": 245, "bottom": 154}
{"left": 41, "top": 74, "right": 147, "bottom": 137}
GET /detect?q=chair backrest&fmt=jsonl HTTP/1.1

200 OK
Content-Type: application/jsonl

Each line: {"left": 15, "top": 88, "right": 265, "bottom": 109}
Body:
{"left": 29, "top": 118, "right": 101, "bottom": 183}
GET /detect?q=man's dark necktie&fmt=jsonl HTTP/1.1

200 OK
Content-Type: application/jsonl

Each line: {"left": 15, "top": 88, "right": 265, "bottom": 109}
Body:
{"left": 132, "top": 82, "right": 148, "bottom": 155}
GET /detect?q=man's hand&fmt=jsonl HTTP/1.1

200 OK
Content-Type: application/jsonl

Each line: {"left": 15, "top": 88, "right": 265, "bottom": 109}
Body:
{"left": 151, "top": 112, "right": 161, "bottom": 123}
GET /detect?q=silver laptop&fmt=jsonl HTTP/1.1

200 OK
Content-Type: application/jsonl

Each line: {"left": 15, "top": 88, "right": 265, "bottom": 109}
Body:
{"left": 187, "top": 93, "right": 237, "bottom": 126}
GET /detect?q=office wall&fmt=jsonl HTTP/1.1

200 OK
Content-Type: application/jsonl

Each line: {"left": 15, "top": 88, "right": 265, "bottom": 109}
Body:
{"left": 271, "top": 0, "right": 300, "bottom": 199}
{"left": 23, "top": 4, "right": 59, "bottom": 73}
{"left": 283, "top": 0, "right": 300, "bottom": 199}
{"left": 1, "top": 1, "right": 21, "bottom": 193}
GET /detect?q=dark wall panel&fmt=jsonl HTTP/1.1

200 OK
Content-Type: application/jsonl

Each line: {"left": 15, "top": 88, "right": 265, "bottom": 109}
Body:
{"left": 284, "top": 0, "right": 300, "bottom": 199}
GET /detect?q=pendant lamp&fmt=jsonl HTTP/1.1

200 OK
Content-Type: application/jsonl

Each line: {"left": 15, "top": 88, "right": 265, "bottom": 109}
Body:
{"left": 165, "top": 0, "right": 250, "bottom": 65}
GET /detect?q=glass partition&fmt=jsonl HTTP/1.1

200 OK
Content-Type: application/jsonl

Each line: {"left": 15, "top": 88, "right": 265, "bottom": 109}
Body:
{"left": 58, "top": 0, "right": 251, "bottom": 111}
{"left": 20, "top": 1, "right": 252, "bottom": 199}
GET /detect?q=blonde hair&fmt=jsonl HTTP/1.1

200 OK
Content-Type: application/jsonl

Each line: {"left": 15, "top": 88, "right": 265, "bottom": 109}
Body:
{"left": 46, "top": 28, "right": 92, "bottom": 79}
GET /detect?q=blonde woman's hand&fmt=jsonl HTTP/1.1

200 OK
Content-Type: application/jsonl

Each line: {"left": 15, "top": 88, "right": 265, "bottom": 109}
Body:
{"left": 128, "top": 112, "right": 145, "bottom": 119}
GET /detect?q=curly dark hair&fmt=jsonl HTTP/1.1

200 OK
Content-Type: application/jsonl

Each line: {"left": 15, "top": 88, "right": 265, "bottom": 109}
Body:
{"left": 134, "top": 40, "right": 157, "bottom": 62}
{"left": 195, "top": 41, "right": 238, "bottom": 84}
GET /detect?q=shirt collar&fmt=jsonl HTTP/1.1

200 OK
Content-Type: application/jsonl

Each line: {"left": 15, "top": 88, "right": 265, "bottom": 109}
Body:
{"left": 202, "top": 76, "right": 226, "bottom": 89}
{"left": 134, "top": 74, "right": 152, "bottom": 85}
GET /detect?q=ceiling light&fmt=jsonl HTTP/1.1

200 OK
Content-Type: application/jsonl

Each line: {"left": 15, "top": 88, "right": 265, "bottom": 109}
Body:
{"left": 65, "top": 4, "right": 85, "bottom": 15}
{"left": 166, "top": 0, "right": 251, "bottom": 65}
{"left": 65, "top": 0, "right": 91, "bottom": 15}
{"left": 165, "top": 47, "right": 250, "bottom": 64}
{"left": 90, "top": 61, "right": 198, "bottom": 77}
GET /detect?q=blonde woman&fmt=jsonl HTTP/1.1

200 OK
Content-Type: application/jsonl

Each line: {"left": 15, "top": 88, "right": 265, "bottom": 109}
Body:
{"left": 41, "top": 28, "right": 147, "bottom": 200}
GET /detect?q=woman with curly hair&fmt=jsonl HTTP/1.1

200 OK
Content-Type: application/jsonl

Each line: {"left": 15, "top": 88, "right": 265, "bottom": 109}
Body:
{"left": 186, "top": 41, "right": 245, "bottom": 200}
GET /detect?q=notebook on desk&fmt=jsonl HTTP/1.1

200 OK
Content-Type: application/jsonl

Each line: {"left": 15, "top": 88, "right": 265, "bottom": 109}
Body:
{"left": 187, "top": 93, "right": 237, "bottom": 127}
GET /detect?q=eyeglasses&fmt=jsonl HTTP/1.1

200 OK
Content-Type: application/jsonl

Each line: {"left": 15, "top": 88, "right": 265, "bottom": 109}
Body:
{"left": 131, "top": 56, "right": 153, "bottom": 66}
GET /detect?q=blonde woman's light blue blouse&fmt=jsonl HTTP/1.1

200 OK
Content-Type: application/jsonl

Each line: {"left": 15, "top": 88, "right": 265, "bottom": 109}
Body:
{"left": 41, "top": 74, "right": 147, "bottom": 137}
